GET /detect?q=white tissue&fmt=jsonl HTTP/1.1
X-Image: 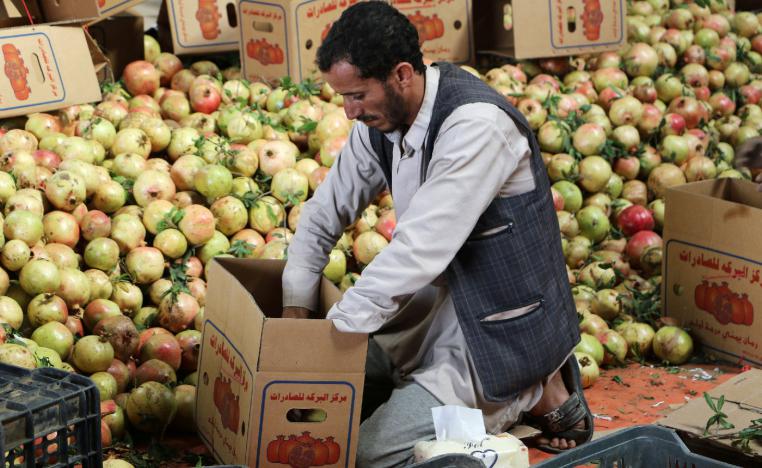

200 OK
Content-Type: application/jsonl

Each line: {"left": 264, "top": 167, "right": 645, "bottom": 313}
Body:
{"left": 431, "top": 405, "right": 487, "bottom": 442}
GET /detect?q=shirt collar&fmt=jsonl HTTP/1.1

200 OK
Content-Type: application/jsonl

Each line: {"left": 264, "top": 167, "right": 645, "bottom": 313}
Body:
{"left": 384, "top": 65, "right": 440, "bottom": 152}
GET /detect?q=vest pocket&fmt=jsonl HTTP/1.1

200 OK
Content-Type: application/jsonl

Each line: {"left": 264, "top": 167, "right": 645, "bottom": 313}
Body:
{"left": 467, "top": 221, "right": 515, "bottom": 241}
{"left": 479, "top": 298, "right": 543, "bottom": 323}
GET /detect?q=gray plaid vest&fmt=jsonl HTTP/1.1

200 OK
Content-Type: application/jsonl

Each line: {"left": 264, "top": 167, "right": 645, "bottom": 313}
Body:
{"left": 368, "top": 62, "right": 579, "bottom": 402}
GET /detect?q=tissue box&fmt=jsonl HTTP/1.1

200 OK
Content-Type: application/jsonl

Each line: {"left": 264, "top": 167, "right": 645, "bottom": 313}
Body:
{"left": 414, "top": 434, "right": 529, "bottom": 468}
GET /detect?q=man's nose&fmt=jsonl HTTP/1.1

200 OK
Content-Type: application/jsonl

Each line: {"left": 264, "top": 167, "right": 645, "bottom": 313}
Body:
{"left": 343, "top": 100, "right": 362, "bottom": 120}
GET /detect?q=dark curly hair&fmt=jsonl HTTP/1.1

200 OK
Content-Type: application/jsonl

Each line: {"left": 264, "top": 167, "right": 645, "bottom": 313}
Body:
{"left": 317, "top": 1, "right": 426, "bottom": 81}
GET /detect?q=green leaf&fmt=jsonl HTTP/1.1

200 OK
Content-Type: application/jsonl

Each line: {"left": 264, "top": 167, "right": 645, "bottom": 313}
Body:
{"left": 228, "top": 240, "right": 254, "bottom": 258}
{"left": 295, "top": 119, "right": 318, "bottom": 134}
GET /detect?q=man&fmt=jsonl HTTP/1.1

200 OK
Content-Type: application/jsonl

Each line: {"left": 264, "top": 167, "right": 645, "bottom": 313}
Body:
{"left": 281, "top": 2, "right": 592, "bottom": 465}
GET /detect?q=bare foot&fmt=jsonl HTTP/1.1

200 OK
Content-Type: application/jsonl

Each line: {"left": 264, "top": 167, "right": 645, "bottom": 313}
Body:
{"left": 529, "top": 370, "right": 586, "bottom": 450}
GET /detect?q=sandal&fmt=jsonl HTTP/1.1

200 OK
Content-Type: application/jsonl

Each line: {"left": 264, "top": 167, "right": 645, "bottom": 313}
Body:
{"left": 523, "top": 356, "right": 594, "bottom": 454}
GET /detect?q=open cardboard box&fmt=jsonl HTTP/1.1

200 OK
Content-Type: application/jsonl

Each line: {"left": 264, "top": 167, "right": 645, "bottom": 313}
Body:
{"left": 238, "top": 0, "right": 473, "bottom": 84}
{"left": 0, "top": 1, "right": 107, "bottom": 118}
{"left": 196, "top": 258, "right": 367, "bottom": 467}
{"left": 659, "top": 369, "right": 762, "bottom": 464}
{"left": 474, "top": 0, "right": 626, "bottom": 60}
{"left": 663, "top": 179, "right": 762, "bottom": 369}
{"left": 87, "top": 13, "right": 144, "bottom": 78}
{"left": 158, "top": 0, "right": 240, "bottom": 55}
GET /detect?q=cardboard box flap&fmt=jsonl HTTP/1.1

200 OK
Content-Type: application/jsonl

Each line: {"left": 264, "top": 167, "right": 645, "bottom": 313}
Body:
{"left": 259, "top": 319, "right": 367, "bottom": 373}
{"left": 37, "top": 0, "right": 99, "bottom": 23}
{"left": 206, "top": 258, "right": 267, "bottom": 369}
{"left": 715, "top": 371, "right": 762, "bottom": 412}
{"left": 84, "top": 26, "right": 113, "bottom": 85}
{"left": 0, "top": 25, "right": 102, "bottom": 118}
{"left": 665, "top": 180, "right": 762, "bottom": 257}
{"left": 672, "top": 179, "right": 762, "bottom": 211}
{"left": 0, "top": 0, "right": 42, "bottom": 27}
{"left": 659, "top": 370, "right": 762, "bottom": 456}
{"left": 214, "top": 257, "right": 284, "bottom": 317}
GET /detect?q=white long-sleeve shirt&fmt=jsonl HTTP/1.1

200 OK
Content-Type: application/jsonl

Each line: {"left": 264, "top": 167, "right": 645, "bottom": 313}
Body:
{"left": 282, "top": 66, "right": 544, "bottom": 432}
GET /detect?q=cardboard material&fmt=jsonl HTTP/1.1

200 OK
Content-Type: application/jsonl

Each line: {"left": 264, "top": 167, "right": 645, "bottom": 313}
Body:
{"left": 659, "top": 369, "right": 762, "bottom": 462}
{"left": 0, "top": 25, "right": 103, "bottom": 118}
{"left": 196, "top": 258, "right": 368, "bottom": 467}
{"left": 474, "top": 0, "right": 626, "bottom": 60}
{"left": 0, "top": 0, "right": 43, "bottom": 28}
{"left": 238, "top": 0, "right": 473, "bottom": 84}
{"left": 663, "top": 179, "right": 762, "bottom": 368}
{"left": 161, "top": 0, "right": 240, "bottom": 55}
{"left": 35, "top": 0, "right": 145, "bottom": 24}
{"left": 88, "top": 13, "right": 144, "bottom": 78}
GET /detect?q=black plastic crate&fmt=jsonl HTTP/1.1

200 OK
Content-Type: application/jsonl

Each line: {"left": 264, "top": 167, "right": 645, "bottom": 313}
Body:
{"left": 535, "top": 425, "right": 739, "bottom": 468}
{"left": 0, "top": 363, "right": 102, "bottom": 468}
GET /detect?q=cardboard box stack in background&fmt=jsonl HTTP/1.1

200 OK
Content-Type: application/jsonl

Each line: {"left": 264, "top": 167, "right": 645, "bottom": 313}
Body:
{"left": 37, "top": 0, "right": 145, "bottom": 25}
{"left": 0, "top": 0, "right": 109, "bottom": 118}
{"left": 474, "top": 0, "right": 626, "bottom": 60}
{"left": 196, "top": 258, "right": 368, "bottom": 468}
{"left": 663, "top": 179, "right": 762, "bottom": 368}
{"left": 158, "top": 0, "right": 240, "bottom": 55}
{"left": 87, "top": 14, "right": 145, "bottom": 78}
{"left": 238, "top": 0, "right": 473, "bottom": 84}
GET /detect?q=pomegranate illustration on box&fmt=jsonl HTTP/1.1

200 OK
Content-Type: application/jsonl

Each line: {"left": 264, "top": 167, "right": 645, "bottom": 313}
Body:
{"left": 266, "top": 432, "right": 341, "bottom": 467}
{"left": 694, "top": 281, "right": 755, "bottom": 326}
{"left": 196, "top": 0, "right": 222, "bottom": 40}
{"left": 213, "top": 374, "right": 241, "bottom": 433}
{"left": 407, "top": 11, "right": 444, "bottom": 45}
{"left": 581, "top": 0, "right": 604, "bottom": 41}
{"left": 2, "top": 44, "right": 31, "bottom": 101}
{"left": 246, "top": 39, "right": 284, "bottom": 66}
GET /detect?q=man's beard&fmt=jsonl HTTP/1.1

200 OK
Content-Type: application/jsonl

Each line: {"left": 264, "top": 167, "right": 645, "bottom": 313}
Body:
{"left": 357, "top": 82, "right": 407, "bottom": 133}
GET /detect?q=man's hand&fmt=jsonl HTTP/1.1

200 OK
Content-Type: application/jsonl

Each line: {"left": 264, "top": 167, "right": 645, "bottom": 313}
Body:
{"left": 282, "top": 306, "right": 312, "bottom": 319}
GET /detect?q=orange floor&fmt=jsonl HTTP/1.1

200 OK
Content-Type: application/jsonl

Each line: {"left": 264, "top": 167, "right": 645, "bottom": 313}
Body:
{"left": 110, "top": 363, "right": 740, "bottom": 466}
{"left": 528, "top": 363, "right": 739, "bottom": 465}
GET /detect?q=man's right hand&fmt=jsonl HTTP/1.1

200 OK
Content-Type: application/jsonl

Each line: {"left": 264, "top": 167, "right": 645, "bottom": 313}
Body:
{"left": 282, "top": 306, "right": 312, "bottom": 319}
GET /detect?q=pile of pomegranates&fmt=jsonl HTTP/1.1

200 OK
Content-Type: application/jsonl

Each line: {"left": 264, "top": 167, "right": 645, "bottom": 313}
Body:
{"left": 0, "top": 0, "right": 759, "bottom": 450}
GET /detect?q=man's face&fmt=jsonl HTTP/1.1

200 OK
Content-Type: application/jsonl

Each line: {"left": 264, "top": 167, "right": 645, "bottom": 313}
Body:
{"left": 323, "top": 61, "right": 407, "bottom": 133}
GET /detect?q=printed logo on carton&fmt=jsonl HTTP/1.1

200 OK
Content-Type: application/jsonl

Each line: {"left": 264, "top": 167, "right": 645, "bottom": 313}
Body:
{"left": 0, "top": 31, "right": 65, "bottom": 112}
{"left": 665, "top": 240, "right": 761, "bottom": 366}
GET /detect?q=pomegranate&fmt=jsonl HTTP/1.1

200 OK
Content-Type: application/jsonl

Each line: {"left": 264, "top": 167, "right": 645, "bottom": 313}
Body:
{"left": 575, "top": 352, "right": 599, "bottom": 388}
{"left": 617, "top": 205, "right": 655, "bottom": 236}
{"left": 111, "top": 282, "right": 143, "bottom": 317}
{"left": 126, "top": 381, "right": 177, "bottom": 433}
{"left": 194, "top": 164, "right": 233, "bottom": 201}
{"left": 126, "top": 247, "right": 166, "bottom": 286}
{"left": 140, "top": 332, "right": 182, "bottom": 370}
{"left": 258, "top": 140, "right": 298, "bottom": 176}
{"left": 44, "top": 170, "right": 86, "bottom": 212}
{"left": 42, "top": 211, "right": 79, "bottom": 248}
{"left": 72, "top": 335, "right": 115, "bottom": 373}
{"left": 171, "top": 155, "right": 207, "bottom": 191}
{"left": 652, "top": 326, "right": 693, "bottom": 365}
{"left": 78, "top": 210, "right": 110, "bottom": 241}
{"left": 4, "top": 210, "right": 43, "bottom": 247}
{"left": 134, "top": 358, "right": 177, "bottom": 386}
{"left": 648, "top": 163, "right": 687, "bottom": 199}
{"left": 93, "top": 314, "right": 138, "bottom": 362}
{"left": 112, "top": 128, "right": 151, "bottom": 159}
{"left": 84, "top": 238, "right": 120, "bottom": 271}
{"left": 176, "top": 329, "right": 202, "bottom": 371}
{"left": 57, "top": 268, "right": 91, "bottom": 309}
{"left": 626, "top": 231, "right": 663, "bottom": 269}
{"left": 110, "top": 214, "right": 147, "bottom": 254}
{"left": 0, "top": 343, "right": 36, "bottom": 369}
{"left": 177, "top": 204, "right": 215, "bottom": 245}
{"left": 0, "top": 295, "right": 23, "bottom": 329}
{"left": 20, "top": 258, "right": 60, "bottom": 295}
{"left": 123, "top": 61, "right": 161, "bottom": 96}
{"left": 249, "top": 196, "right": 286, "bottom": 234}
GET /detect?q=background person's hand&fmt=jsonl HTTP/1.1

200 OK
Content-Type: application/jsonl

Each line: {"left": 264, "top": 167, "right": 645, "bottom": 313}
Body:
{"left": 282, "top": 306, "right": 312, "bottom": 319}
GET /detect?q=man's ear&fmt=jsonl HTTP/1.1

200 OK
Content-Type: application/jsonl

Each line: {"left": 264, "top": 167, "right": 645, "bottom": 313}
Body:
{"left": 392, "top": 62, "right": 416, "bottom": 88}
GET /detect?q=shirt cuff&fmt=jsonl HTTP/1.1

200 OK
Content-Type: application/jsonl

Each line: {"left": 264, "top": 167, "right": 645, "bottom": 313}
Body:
{"left": 282, "top": 265, "right": 322, "bottom": 312}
